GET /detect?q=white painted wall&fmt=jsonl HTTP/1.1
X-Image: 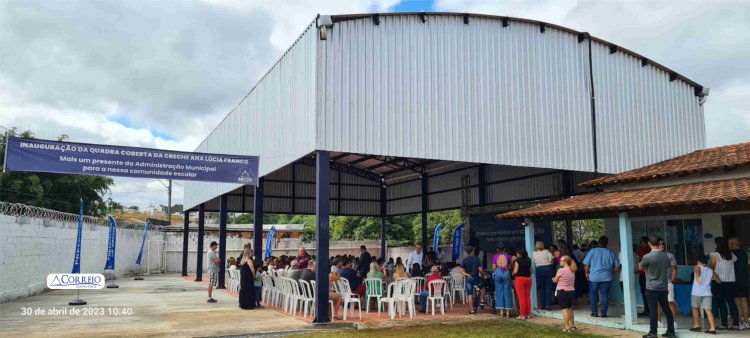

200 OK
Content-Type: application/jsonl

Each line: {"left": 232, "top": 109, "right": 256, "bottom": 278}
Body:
{"left": 0, "top": 215, "right": 163, "bottom": 303}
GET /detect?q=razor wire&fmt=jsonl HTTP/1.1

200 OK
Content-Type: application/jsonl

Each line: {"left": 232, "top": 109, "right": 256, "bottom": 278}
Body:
{"left": 0, "top": 201, "right": 108, "bottom": 226}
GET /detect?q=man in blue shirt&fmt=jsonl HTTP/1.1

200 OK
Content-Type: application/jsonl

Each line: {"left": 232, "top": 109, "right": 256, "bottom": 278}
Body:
{"left": 339, "top": 258, "right": 365, "bottom": 297}
{"left": 460, "top": 246, "right": 484, "bottom": 314}
{"left": 583, "top": 236, "right": 620, "bottom": 318}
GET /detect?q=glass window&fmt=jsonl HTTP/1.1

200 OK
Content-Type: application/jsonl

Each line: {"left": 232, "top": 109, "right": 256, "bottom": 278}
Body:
{"left": 631, "top": 218, "right": 703, "bottom": 265}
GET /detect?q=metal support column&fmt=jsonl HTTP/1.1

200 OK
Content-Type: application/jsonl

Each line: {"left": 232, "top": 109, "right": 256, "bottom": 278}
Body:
{"left": 314, "top": 151, "right": 331, "bottom": 324}
{"left": 565, "top": 219, "right": 574, "bottom": 245}
{"left": 253, "top": 179, "right": 264, "bottom": 260}
{"left": 195, "top": 203, "right": 205, "bottom": 282}
{"left": 181, "top": 211, "right": 189, "bottom": 276}
{"left": 619, "top": 212, "right": 638, "bottom": 329}
{"left": 380, "top": 183, "right": 387, "bottom": 259}
{"left": 524, "top": 218, "right": 538, "bottom": 310}
{"left": 478, "top": 164, "right": 487, "bottom": 206}
{"left": 217, "top": 194, "right": 228, "bottom": 289}
{"left": 421, "top": 174, "right": 428, "bottom": 252}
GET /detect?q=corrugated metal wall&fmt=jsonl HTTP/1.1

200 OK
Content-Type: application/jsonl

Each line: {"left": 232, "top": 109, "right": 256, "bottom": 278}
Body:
{"left": 317, "top": 15, "right": 595, "bottom": 172}
{"left": 186, "top": 13, "right": 706, "bottom": 214}
{"left": 184, "top": 23, "right": 318, "bottom": 210}
{"left": 591, "top": 43, "right": 705, "bottom": 173}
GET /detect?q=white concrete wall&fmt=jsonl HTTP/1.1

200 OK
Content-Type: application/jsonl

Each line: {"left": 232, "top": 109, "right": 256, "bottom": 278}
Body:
{"left": 0, "top": 215, "right": 163, "bottom": 303}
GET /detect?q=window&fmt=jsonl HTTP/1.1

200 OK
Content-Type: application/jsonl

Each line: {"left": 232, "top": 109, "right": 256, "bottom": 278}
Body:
{"left": 632, "top": 218, "right": 703, "bottom": 265}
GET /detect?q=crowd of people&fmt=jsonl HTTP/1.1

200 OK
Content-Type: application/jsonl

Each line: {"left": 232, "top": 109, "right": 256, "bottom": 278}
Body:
{"left": 201, "top": 234, "right": 750, "bottom": 333}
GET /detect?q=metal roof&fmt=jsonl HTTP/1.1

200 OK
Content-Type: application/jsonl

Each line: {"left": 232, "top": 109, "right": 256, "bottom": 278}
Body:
{"left": 184, "top": 12, "right": 707, "bottom": 214}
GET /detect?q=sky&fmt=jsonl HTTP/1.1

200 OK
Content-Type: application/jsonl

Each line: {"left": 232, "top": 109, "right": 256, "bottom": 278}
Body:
{"left": 1, "top": 0, "right": 748, "bottom": 211}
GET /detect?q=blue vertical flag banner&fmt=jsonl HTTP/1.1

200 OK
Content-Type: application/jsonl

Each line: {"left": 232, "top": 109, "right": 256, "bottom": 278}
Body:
{"left": 452, "top": 223, "right": 464, "bottom": 261}
{"left": 71, "top": 199, "right": 83, "bottom": 274}
{"left": 135, "top": 220, "right": 150, "bottom": 265}
{"left": 104, "top": 216, "right": 117, "bottom": 270}
{"left": 433, "top": 223, "right": 443, "bottom": 255}
{"left": 265, "top": 225, "right": 276, "bottom": 258}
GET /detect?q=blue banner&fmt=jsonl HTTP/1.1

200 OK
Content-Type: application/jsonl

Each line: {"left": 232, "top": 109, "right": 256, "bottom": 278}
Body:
{"left": 104, "top": 216, "right": 117, "bottom": 270}
{"left": 4, "top": 136, "right": 259, "bottom": 184}
{"left": 71, "top": 199, "right": 83, "bottom": 274}
{"left": 135, "top": 220, "right": 150, "bottom": 265}
{"left": 433, "top": 223, "right": 443, "bottom": 255}
{"left": 452, "top": 224, "right": 464, "bottom": 261}
{"left": 265, "top": 225, "right": 276, "bottom": 258}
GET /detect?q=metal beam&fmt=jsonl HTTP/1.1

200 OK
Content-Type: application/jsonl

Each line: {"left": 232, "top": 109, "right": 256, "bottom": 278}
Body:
{"left": 381, "top": 159, "right": 439, "bottom": 176}
{"left": 296, "top": 156, "right": 381, "bottom": 183}
{"left": 195, "top": 203, "right": 205, "bottom": 282}
{"left": 314, "top": 151, "right": 331, "bottom": 324}
{"left": 421, "top": 174, "right": 428, "bottom": 253}
{"left": 253, "top": 179, "right": 264, "bottom": 260}
{"left": 181, "top": 211, "right": 189, "bottom": 276}
{"left": 380, "top": 183, "right": 387, "bottom": 259}
{"left": 478, "top": 164, "right": 487, "bottom": 206}
{"left": 217, "top": 194, "right": 228, "bottom": 289}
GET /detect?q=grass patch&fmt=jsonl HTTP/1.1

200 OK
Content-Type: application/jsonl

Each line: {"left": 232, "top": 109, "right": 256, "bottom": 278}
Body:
{"left": 289, "top": 319, "right": 605, "bottom": 338}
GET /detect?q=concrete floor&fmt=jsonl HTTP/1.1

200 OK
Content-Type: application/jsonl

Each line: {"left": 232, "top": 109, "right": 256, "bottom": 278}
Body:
{"left": 0, "top": 274, "right": 313, "bottom": 337}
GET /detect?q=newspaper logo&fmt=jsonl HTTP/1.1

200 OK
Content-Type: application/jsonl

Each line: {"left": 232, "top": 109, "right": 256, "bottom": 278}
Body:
{"left": 47, "top": 274, "right": 105, "bottom": 289}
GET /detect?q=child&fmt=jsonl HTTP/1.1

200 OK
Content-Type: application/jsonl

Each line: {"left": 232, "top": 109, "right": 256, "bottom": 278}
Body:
{"left": 254, "top": 268, "right": 263, "bottom": 308}
{"left": 690, "top": 256, "right": 716, "bottom": 334}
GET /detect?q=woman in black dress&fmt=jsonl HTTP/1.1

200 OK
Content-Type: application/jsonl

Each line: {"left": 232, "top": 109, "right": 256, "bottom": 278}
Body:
{"left": 239, "top": 243, "right": 257, "bottom": 310}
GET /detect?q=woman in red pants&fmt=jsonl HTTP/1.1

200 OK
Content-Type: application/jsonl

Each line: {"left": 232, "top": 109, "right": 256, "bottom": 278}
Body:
{"left": 513, "top": 249, "right": 534, "bottom": 319}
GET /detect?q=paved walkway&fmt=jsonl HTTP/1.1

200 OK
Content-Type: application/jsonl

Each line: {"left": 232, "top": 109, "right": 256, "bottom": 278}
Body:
{"left": 0, "top": 274, "right": 311, "bottom": 337}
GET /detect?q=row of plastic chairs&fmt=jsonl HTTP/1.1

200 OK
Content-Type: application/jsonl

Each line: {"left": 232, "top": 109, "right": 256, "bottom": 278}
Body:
{"left": 261, "top": 274, "right": 336, "bottom": 321}
{"left": 226, "top": 269, "right": 241, "bottom": 293}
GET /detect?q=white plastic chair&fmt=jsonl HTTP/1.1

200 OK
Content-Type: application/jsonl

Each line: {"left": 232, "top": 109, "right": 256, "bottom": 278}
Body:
{"left": 397, "top": 279, "right": 417, "bottom": 318}
{"left": 297, "top": 280, "right": 315, "bottom": 318}
{"left": 364, "top": 278, "right": 383, "bottom": 313}
{"left": 427, "top": 280, "right": 447, "bottom": 315}
{"left": 261, "top": 274, "right": 273, "bottom": 305}
{"left": 442, "top": 276, "right": 453, "bottom": 307}
{"left": 450, "top": 275, "right": 466, "bottom": 305}
{"left": 337, "top": 279, "right": 362, "bottom": 320}
{"left": 310, "top": 280, "right": 336, "bottom": 322}
{"left": 378, "top": 281, "right": 401, "bottom": 319}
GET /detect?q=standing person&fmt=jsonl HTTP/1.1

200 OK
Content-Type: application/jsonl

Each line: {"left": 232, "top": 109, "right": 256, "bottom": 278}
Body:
{"left": 358, "top": 245, "right": 371, "bottom": 278}
{"left": 729, "top": 237, "right": 749, "bottom": 329}
{"left": 406, "top": 243, "right": 424, "bottom": 275}
{"left": 533, "top": 240, "right": 555, "bottom": 310}
{"left": 553, "top": 256, "right": 577, "bottom": 332}
{"left": 690, "top": 256, "right": 717, "bottom": 334}
{"left": 710, "top": 237, "right": 739, "bottom": 330}
{"left": 494, "top": 247, "right": 512, "bottom": 317}
{"left": 657, "top": 240, "right": 679, "bottom": 329}
{"left": 206, "top": 241, "right": 221, "bottom": 303}
{"left": 297, "top": 247, "right": 310, "bottom": 270}
{"left": 238, "top": 243, "right": 257, "bottom": 310}
{"left": 460, "top": 246, "right": 484, "bottom": 314}
{"left": 637, "top": 236, "right": 652, "bottom": 317}
{"left": 583, "top": 236, "right": 620, "bottom": 318}
{"left": 513, "top": 249, "right": 533, "bottom": 320}
{"left": 437, "top": 248, "right": 445, "bottom": 263}
{"left": 639, "top": 235, "right": 676, "bottom": 338}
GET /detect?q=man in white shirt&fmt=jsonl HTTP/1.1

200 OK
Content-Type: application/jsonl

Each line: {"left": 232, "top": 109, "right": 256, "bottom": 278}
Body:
{"left": 406, "top": 243, "right": 423, "bottom": 275}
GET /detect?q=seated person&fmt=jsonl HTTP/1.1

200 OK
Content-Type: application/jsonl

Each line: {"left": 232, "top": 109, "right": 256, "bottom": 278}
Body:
{"left": 339, "top": 258, "right": 366, "bottom": 297}
{"left": 327, "top": 269, "right": 343, "bottom": 320}
{"left": 419, "top": 265, "right": 445, "bottom": 313}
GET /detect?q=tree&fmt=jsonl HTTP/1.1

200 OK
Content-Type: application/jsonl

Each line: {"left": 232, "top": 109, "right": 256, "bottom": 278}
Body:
{"left": 106, "top": 198, "right": 124, "bottom": 213}
{"left": 171, "top": 204, "right": 184, "bottom": 213}
{"left": 0, "top": 128, "right": 114, "bottom": 215}
{"left": 411, "top": 209, "right": 463, "bottom": 246}
{"left": 129, "top": 205, "right": 140, "bottom": 212}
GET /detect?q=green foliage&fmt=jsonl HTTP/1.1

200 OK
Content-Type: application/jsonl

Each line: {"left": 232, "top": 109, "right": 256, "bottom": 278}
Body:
{"left": 553, "top": 219, "right": 606, "bottom": 246}
{"left": 0, "top": 128, "right": 114, "bottom": 216}
{"left": 411, "top": 209, "right": 463, "bottom": 246}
